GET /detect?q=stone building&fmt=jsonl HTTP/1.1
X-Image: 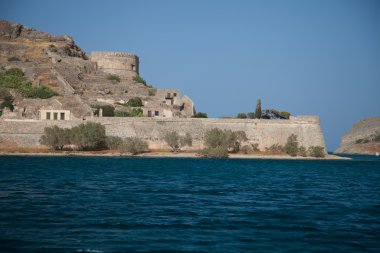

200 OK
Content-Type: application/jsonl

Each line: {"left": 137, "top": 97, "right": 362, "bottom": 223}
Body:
{"left": 39, "top": 109, "right": 71, "bottom": 120}
{"left": 90, "top": 51, "right": 139, "bottom": 78}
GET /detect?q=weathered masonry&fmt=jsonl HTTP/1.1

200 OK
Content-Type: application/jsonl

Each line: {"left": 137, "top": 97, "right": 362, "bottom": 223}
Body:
{"left": 0, "top": 116, "right": 326, "bottom": 152}
{"left": 90, "top": 51, "right": 139, "bottom": 78}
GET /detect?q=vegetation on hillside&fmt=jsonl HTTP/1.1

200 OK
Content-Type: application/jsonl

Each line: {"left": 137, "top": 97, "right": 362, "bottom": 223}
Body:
{"left": 0, "top": 87, "right": 14, "bottom": 116}
{"left": 355, "top": 132, "right": 380, "bottom": 144}
{"left": 0, "top": 68, "right": 58, "bottom": 99}
{"left": 107, "top": 74, "right": 121, "bottom": 83}
{"left": 126, "top": 97, "right": 143, "bottom": 107}
{"left": 133, "top": 75, "right": 148, "bottom": 86}
{"left": 114, "top": 108, "right": 143, "bottom": 117}
{"left": 7, "top": 56, "right": 20, "bottom": 62}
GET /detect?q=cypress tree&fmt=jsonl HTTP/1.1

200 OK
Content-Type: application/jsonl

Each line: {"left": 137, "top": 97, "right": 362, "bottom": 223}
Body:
{"left": 255, "top": 99, "right": 262, "bottom": 119}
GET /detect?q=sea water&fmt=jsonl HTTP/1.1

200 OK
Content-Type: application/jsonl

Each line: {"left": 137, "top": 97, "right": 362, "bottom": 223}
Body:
{"left": 0, "top": 156, "right": 379, "bottom": 252}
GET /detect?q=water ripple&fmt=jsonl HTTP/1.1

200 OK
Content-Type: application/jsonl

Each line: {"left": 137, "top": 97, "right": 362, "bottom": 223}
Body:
{"left": 0, "top": 156, "right": 379, "bottom": 252}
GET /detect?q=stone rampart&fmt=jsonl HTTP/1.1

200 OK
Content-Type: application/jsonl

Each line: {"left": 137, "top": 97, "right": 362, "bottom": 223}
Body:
{"left": 0, "top": 116, "right": 326, "bottom": 152}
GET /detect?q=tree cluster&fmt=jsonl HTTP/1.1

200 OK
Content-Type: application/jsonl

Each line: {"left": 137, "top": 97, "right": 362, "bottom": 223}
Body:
{"left": 192, "top": 112, "right": 208, "bottom": 118}
{"left": 0, "top": 87, "right": 14, "bottom": 116}
{"left": 40, "top": 122, "right": 106, "bottom": 151}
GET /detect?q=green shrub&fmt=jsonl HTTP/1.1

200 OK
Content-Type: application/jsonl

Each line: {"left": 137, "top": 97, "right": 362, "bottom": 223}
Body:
{"left": 247, "top": 112, "right": 255, "bottom": 119}
{"left": 199, "top": 146, "right": 229, "bottom": 158}
{"left": 308, "top": 146, "right": 325, "bottom": 158}
{"left": 280, "top": 111, "right": 291, "bottom": 119}
{"left": 164, "top": 131, "right": 192, "bottom": 152}
{"left": 49, "top": 44, "right": 58, "bottom": 52}
{"left": 251, "top": 143, "right": 259, "bottom": 152}
{"left": 19, "top": 85, "right": 58, "bottom": 99}
{"left": 266, "top": 144, "right": 283, "bottom": 153}
{"left": 121, "top": 137, "right": 148, "bottom": 155}
{"left": 373, "top": 133, "right": 380, "bottom": 142}
{"left": 39, "top": 126, "right": 70, "bottom": 150}
{"left": 130, "top": 108, "right": 143, "bottom": 117}
{"left": 0, "top": 87, "right": 13, "bottom": 102}
{"left": 70, "top": 122, "right": 106, "bottom": 150}
{"left": 180, "top": 133, "right": 193, "bottom": 148}
{"left": 92, "top": 104, "right": 115, "bottom": 117}
{"left": 298, "top": 146, "right": 307, "bottom": 157}
{"left": 0, "top": 87, "right": 14, "bottom": 116}
{"left": 192, "top": 112, "right": 208, "bottom": 118}
{"left": 236, "top": 113, "right": 247, "bottom": 119}
{"left": 105, "top": 136, "right": 124, "bottom": 150}
{"left": 133, "top": 75, "right": 147, "bottom": 85}
{"left": 284, "top": 134, "right": 299, "bottom": 156}
{"left": 127, "top": 97, "right": 143, "bottom": 107}
{"left": 1, "top": 100, "right": 14, "bottom": 112}
{"left": 241, "top": 145, "right": 252, "bottom": 154}
{"left": 107, "top": 74, "right": 121, "bottom": 82}
{"left": 114, "top": 108, "right": 143, "bottom": 117}
{"left": 204, "top": 128, "right": 247, "bottom": 153}
{"left": 7, "top": 56, "right": 20, "bottom": 62}
{"left": 148, "top": 88, "right": 157, "bottom": 96}
{"left": 355, "top": 139, "right": 364, "bottom": 144}
{"left": 114, "top": 111, "right": 129, "bottom": 117}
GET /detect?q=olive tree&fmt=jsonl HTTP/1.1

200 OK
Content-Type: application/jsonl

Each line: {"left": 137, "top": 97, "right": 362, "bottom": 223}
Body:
{"left": 70, "top": 122, "right": 106, "bottom": 150}
{"left": 284, "top": 134, "right": 299, "bottom": 156}
{"left": 164, "top": 131, "right": 192, "bottom": 152}
{"left": 121, "top": 137, "right": 148, "bottom": 155}
{"left": 39, "top": 125, "right": 70, "bottom": 150}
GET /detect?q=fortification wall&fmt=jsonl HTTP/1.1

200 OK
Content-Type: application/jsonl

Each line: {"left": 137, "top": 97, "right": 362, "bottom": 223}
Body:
{"left": 90, "top": 51, "right": 139, "bottom": 78}
{"left": 0, "top": 116, "right": 326, "bottom": 152}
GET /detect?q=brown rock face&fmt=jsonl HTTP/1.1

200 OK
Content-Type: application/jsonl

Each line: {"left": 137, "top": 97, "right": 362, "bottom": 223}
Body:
{"left": 335, "top": 117, "right": 380, "bottom": 154}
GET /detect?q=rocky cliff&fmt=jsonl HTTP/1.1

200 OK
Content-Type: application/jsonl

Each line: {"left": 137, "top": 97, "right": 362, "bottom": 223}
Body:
{"left": 335, "top": 117, "right": 380, "bottom": 154}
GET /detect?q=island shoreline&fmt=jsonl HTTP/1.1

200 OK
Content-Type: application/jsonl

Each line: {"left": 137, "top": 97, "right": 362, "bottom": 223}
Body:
{"left": 0, "top": 151, "right": 350, "bottom": 160}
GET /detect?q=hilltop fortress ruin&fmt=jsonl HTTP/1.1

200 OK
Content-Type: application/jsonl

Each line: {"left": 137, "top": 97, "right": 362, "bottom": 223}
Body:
{"left": 90, "top": 51, "right": 140, "bottom": 78}
{"left": 0, "top": 20, "right": 327, "bottom": 152}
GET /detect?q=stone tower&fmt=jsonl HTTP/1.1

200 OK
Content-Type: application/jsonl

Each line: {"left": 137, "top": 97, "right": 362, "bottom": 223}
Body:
{"left": 90, "top": 51, "right": 139, "bottom": 78}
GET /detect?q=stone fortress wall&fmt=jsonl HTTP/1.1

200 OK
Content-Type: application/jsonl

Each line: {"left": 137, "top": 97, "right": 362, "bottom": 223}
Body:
{"left": 0, "top": 116, "right": 326, "bottom": 152}
{"left": 90, "top": 51, "right": 139, "bottom": 78}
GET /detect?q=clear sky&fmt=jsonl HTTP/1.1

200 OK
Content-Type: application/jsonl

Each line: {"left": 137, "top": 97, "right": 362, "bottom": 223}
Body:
{"left": 1, "top": 0, "right": 379, "bottom": 151}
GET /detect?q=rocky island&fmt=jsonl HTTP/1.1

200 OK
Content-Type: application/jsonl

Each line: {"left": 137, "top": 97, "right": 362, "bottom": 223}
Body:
{"left": 335, "top": 117, "right": 380, "bottom": 155}
{"left": 0, "top": 20, "right": 337, "bottom": 158}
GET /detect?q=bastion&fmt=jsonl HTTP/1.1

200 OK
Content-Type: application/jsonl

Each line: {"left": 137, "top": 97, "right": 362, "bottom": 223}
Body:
{"left": 0, "top": 116, "right": 326, "bottom": 152}
{"left": 90, "top": 51, "right": 139, "bottom": 78}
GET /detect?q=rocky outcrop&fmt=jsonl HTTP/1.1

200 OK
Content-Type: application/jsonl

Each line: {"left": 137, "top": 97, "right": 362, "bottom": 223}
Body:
{"left": 0, "top": 20, "right": 87, "bottom": 59}
{"left": 335, "top": 117, "right": 380, "bottom": 154}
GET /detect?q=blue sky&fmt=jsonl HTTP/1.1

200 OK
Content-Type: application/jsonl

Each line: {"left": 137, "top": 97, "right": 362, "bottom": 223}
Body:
{"left": 1, "top": 0, "right": 379, "bottom": 151}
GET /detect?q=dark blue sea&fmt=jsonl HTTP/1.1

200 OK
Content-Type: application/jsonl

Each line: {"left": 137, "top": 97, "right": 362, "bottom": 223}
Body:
{"left": 0, "top": 156, "right": 380, "bottom": 253}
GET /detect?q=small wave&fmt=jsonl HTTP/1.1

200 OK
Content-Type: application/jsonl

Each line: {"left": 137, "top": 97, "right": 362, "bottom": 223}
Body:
{"left": 77, "top": 249, "right": 104, "bottom": 253}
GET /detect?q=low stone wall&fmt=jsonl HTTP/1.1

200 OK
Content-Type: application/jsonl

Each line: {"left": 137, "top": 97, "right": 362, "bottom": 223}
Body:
{"left": 0, "top": 116, "right": 326, "bottom": 151}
